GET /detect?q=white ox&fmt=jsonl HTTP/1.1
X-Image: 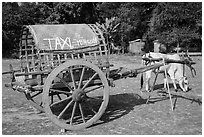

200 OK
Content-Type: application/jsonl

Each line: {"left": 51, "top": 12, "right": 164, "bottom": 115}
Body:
{"left": 142, "top": 52, "right": 189, "bottom": 92}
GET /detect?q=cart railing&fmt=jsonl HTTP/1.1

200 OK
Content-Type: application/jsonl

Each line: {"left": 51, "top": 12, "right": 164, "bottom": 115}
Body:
{"left": 19, "top": 24, "right": 108, "bottom": 73}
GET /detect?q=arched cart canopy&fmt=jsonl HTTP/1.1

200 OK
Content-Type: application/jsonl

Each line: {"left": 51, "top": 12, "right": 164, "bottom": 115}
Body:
{"left": 19, "top": 24, "right": 107, "bottom": 73}
{"left": 21, "top": 24, "right": 103, "bottom": 50}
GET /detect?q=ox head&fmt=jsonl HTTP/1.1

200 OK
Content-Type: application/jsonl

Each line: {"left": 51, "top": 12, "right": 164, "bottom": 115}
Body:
{"left": 179, "top": 76, "right": 189, "bottom": 92}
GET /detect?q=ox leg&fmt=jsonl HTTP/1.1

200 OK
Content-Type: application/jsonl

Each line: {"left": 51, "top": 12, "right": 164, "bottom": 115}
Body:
{"left": 168, "top": 72, "right": 178, "bottom": 92}
{"left": 164, "top": 78, "right": 167, "bottom": 89}
{"left": 179, "top": 80, "right": 186, "bottom": 92}
{"left": 163, "top": 72, "right": 167, "bottom": 89}
{"left": 145, "top": 70, "right": 152, "bottom": 92}
{"left": 145, "top": 70, "right": 156, "bottom": 104}
{"left": 172, "top": 78, "right": 178, "bottom": 92}
{"left": 151, "top": 71, "right": 159, "bottom": 91}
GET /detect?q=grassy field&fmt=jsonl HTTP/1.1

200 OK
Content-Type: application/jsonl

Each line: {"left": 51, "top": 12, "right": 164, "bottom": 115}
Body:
{"left": 2, "top": 54, "right": 202, "bottom": 135}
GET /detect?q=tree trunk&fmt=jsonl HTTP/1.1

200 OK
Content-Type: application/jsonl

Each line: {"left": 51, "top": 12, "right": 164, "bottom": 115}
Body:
{"left": 177, "top": 42, "right": 180, "bottom": 53}
{"left": 121, "top": 35, "right": 125, "bottom": 54}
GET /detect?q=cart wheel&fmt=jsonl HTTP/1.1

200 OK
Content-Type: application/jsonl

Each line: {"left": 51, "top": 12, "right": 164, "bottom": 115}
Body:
{"left": 43, "top": 60, "right": 109, "bottom": 130}
{"left": 25, "top": 92, "right": 44, "bottom": 112}
{"left": 25, "top": 84, "right": 65, "bottom": 113}
{"left": 25, "top": 87, "right": 65, "bottom": 113}
{"left": 14, "top": 75, "right": 44, "bottom": 112}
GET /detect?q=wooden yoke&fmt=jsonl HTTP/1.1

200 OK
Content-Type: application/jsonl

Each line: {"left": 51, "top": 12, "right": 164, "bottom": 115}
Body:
{"left": 142, "top": 57, "right": 196, "bottom": 65}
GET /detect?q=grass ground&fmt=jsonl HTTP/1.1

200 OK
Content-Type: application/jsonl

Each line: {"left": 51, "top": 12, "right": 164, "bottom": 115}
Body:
{"left": 2, "top": 54, "right": 202, "bottom": 135}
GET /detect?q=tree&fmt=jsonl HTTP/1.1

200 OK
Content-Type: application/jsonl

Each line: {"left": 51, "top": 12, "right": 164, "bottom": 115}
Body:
{"left": 147, "top": 2, "right": 202, "bottom": 51}
{"left": 2, "top": 2, "right": 202, "bottom": 58}
{"left": 2, "top": 2, "right": 21, "bottom": 58}
{"left": 44, "top": 2, "right": 101, "bottom": 24}
{"left": 98, "top": 2, "right": 157, "bottom": 53}
{"left": 2, "top": 2, "right": 48, "bottom": 57}
{"left": 96, "top": 17, "right": 120, "bottom": 53}
{"left": 2, "top": 2, "right": 102, "bottom": 57}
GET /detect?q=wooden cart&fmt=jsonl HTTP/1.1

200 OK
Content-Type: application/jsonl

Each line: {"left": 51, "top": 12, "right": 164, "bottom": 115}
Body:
{"left": 4, "top": 24, "right": 192, "bottom": 131}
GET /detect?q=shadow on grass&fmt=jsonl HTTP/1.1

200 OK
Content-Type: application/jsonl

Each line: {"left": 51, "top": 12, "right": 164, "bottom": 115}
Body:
{"left": 145, "top": 83, "right": 202, "bottom": 110}
{"left": 153, "top": 83, "right": 178, "bottom": 90}
{"left": 100, "top": 93, "right": 146, "bottom": 122}
{"left": 90, "top": 92, "right": 169, "bottom": 128}
{"left": 90, "top": 84, "right": 202, "bottom": 128}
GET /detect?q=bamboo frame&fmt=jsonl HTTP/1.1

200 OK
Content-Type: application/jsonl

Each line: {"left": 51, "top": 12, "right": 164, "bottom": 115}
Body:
{"left": 18, "top": 24, "right": 109, "bottom": 86}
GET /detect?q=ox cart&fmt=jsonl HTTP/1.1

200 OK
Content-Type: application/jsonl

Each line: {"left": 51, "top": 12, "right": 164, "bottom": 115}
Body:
{"left": 3, "top": 24, "right": 195, "bottom": 131}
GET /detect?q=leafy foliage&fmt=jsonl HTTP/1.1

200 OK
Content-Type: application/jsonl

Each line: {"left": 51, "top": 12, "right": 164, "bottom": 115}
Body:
{"left": 96, "top": 17, "right": 120, "bottom": 53}
{"left": 2, "top": 2, "right": 21, "bottom": 58}
{"left": 148, "top": 2, "right": 201, "bottom": 48}
{"left": 2, "top": 2, "right": 202, "bottom": 58}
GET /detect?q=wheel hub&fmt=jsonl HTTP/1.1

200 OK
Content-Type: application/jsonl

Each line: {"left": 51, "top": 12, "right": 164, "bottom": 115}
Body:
{"left": 72, "top": 89, "right": 85, "bottom": 102}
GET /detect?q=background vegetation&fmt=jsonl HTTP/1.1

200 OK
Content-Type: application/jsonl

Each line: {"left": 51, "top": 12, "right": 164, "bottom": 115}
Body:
{"left": 2, "top": 2, "right": 202, "bottom": 58}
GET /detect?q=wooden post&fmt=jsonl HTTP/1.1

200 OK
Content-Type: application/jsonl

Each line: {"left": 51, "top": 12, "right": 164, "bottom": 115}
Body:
{"left": 162, "top": 57, "right": 174, "bottom": 111}
{"left": 164, "top": 68, "right": 174, "bottom": 111}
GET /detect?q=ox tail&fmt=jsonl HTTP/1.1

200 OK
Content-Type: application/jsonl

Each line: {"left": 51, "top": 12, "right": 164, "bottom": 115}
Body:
{"left": 140, "top": 73, "right": 144, "bottom": 90}
{"left": 140, "top": 57, "right": 145, "bottom": 90}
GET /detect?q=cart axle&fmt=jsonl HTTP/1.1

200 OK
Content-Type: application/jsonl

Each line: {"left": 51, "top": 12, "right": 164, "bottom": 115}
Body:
{"left": 72, "top": 89, "right": 86, "bottom": 102}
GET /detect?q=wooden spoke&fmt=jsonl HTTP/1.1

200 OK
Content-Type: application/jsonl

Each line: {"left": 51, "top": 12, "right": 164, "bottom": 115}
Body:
{"left": 43, "top": 60, "right": 109, "bottom": 130}
{"left": 85, "top": 85, "right": 104, "bottom": 94}
{"left": 31, "top": 91, "right": 42, "bottom": 98}
{"left": 82, "top": 73, "right": 98, "bottom": 90}
{"left": 50, "top": 96, "right": 72, "bottom": 108}
{"left": 25, "top": 93, "right": 44, "bottom": 112}
{"left": 39, "top": 101, "right": 43, "bottom": 107}
{"left": 70, "top": 67, "right": 76, "bottom": 90}
{"left": 78, "top": 67, "right": 85, "bottom": 89}
{"left": 70, "top": 101, "right": 77, "bottom": 125}
{"left": 57, "top": 94, "right": 62, "bottom": 100}
{"left": 56, "top": 75, "right": 73, "bottom": 92}
{"left": 57, "top": 100, "right": 74, "bottom": 119}
{"left": 50, "top": 89, "right": 72, "bottom": 95}
{"left": 51, "top": 94, "right": 54, "bottom": 104}
{"left": 27, "top": 96, "right": 36, "bottom": 102}
{"left": 79, "top": 103, "right": 86, "bottom": 123}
